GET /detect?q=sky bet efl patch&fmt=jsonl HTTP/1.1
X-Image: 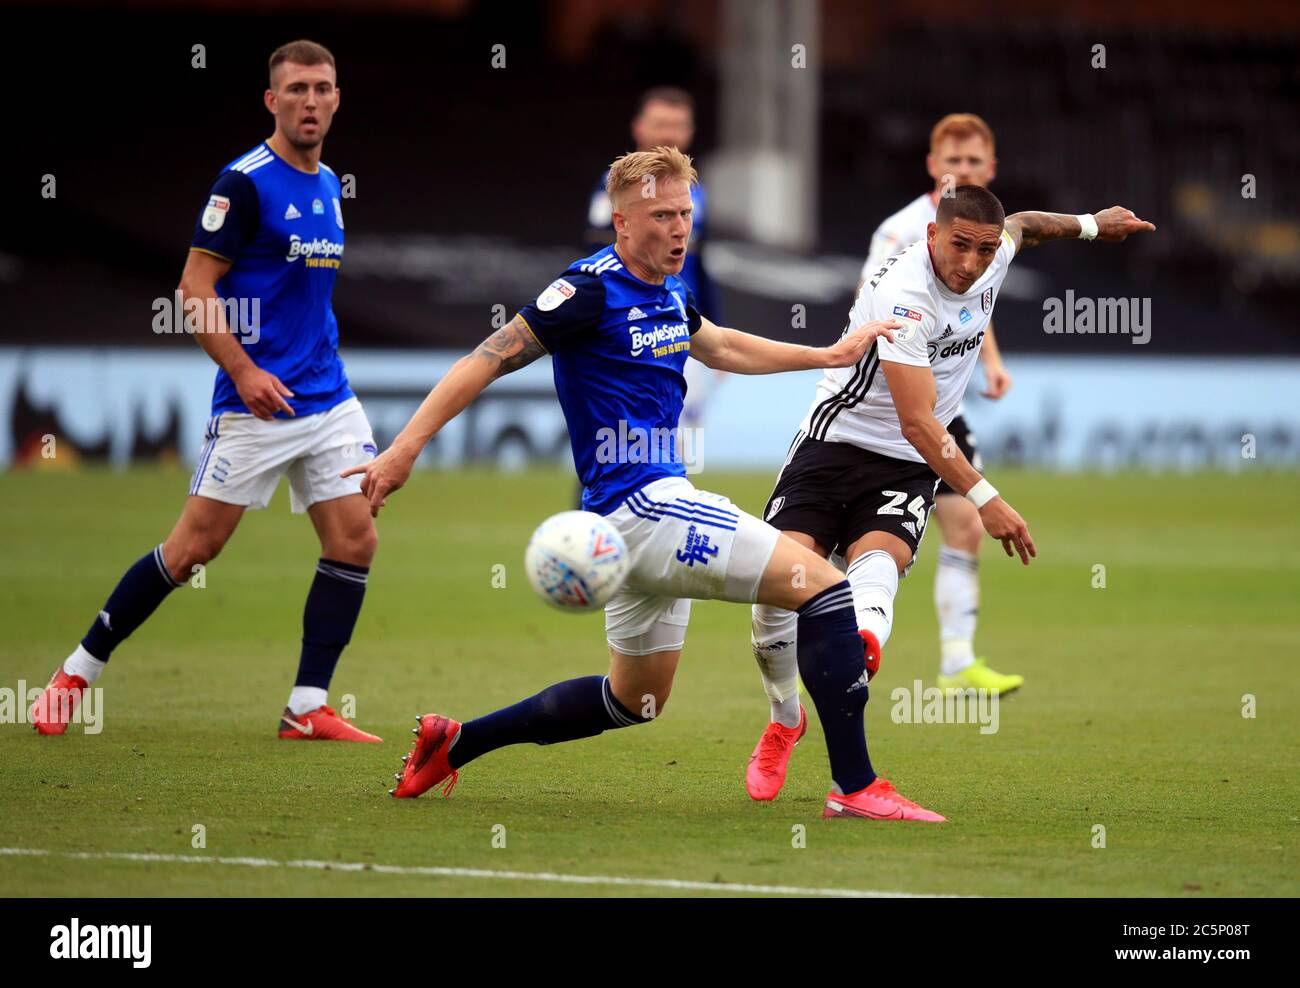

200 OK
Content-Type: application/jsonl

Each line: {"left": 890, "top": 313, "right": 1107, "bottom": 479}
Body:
{"left": 536, "top": 278, "right": 576, "bottom": 312}
{"left": 891, "top": 304, "right": 924, "bottom": 341}
{"left": 201, "top": 195, "right": 231, "bottom": 232}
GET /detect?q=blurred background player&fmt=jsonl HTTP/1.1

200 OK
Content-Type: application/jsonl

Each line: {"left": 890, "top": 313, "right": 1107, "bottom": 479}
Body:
{"left": 858, "top": 113, "right": 1023, "bottom": 696}
{"left": 585, "top": 87, "right": 724, "bottom": 429}
{"left": 28, "top": 40, "right": 382, "bottom": 743}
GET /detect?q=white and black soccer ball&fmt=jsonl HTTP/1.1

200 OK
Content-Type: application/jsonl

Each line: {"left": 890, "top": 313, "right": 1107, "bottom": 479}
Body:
{"left": 524, "top": 511, "right": 629, "bottom": 612}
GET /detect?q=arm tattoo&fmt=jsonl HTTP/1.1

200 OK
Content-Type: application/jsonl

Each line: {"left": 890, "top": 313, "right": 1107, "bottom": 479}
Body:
{"left": 1004, "top": 211, "right": 1080, "bottom": 250}
{"left": 473, "top": 315, "right": 545, "bottom": 376}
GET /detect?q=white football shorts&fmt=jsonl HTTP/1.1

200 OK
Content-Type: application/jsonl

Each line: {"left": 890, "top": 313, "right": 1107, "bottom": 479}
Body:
{"left": 602, "top": 476, "right": 782, "bottom": 655}
{"left": 189, "top": 397, "right": 376, "bottom": 513}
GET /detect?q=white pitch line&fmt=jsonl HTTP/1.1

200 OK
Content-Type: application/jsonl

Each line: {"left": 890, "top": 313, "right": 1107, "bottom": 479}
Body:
{"left": 0, "top": 847, "right": 964, "bottom": 898}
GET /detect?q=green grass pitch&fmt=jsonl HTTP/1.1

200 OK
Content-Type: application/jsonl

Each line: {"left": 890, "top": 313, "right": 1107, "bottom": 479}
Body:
{"left": 0, "top": 465, "right": 1296, "bottom": 897}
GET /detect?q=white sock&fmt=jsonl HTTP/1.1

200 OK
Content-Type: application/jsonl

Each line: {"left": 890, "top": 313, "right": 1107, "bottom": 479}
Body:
{"left": 751, "top": 604, "right": 801, "bottom": 728}
{"left": 935, "top": 546, "right": 979, "bottom": 675}
{"left": 63, "top": 644, "right": 106, "bottom": 685}
{"left": 288, "top": 686, "right": 327, "bottom": 715}
{"left": 846, "top": 550, "right": 898, "bottom": 648}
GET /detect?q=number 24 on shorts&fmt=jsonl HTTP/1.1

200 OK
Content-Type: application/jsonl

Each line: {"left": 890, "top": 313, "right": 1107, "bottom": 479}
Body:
{"left": 878, "top": 490, "right": 928, "bottom": 530}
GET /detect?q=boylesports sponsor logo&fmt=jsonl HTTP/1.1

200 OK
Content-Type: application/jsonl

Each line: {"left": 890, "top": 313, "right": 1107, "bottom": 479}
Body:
{"left": 629, "top": 321, "right": 690, "bottom": 358}
{"left": 285, "top": 235, "right": 344, "bottom": 267}
{"left": 928, "top": 329, "right": 984, "bottom": 362}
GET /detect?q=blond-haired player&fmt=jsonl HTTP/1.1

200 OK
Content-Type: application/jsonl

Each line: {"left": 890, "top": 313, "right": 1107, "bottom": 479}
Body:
{"left": 352, "top": 147, "right": 952, "bottom": 822}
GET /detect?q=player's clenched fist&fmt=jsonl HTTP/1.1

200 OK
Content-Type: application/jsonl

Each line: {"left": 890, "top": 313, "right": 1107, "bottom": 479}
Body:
{"left": 1093, "top": 206, "right": 1157, "bottom": 242}
{"left": 821, "top": 319, "right": 900, "bottom": 368}
{"left": 342, "top": 444, "right": 416, "bottom": 517}
{"left": 978, "top": 496, "right": 1037, "bottom": 566}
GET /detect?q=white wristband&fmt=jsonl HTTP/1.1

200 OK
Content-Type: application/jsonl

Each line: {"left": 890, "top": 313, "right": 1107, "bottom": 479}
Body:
{"left": 965, "top": 478, "right": 999, "bottom": 508}
{"left": 1076, "top": 213, "right": 1098, "bottom": 240}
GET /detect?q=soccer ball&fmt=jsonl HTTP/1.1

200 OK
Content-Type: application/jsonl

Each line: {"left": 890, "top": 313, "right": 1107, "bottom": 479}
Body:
{"left": 524, "top": 511, "right": 629, "bottom": 612}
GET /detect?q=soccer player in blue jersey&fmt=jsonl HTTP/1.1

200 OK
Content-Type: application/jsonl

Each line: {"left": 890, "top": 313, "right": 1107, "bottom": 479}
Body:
{"left": 29, "top": 40, "right": 382, "bottom": 743}
{"left": 349, "top": 146, "right": 948, "bottom": 822}
{"left": 574, "top": 87, "right": 724, "bottom": 510}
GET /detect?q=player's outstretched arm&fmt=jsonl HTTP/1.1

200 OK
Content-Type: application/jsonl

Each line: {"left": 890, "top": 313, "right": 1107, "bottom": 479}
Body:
{"left": 1004, "top": 206, "right": 1156, "bottom": 251}
{"left": 689, "top": 316, "right": 900, "bottom": 374}
{"left": 342, "top": 315, "right": 545, "bottom": 516}
{"left": 179, "top": 250, "right": 295, "bottom": 420}
{"left": 881, "top": 358, "right": 1036, "bottom": 565}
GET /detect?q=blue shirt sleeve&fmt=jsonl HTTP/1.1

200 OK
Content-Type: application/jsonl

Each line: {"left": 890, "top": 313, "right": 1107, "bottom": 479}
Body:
{"left": 517, "top": 272, "right": 606, "bottom": 351}
{"left": 191, "top": 170, "right": 259, "bottom": 262}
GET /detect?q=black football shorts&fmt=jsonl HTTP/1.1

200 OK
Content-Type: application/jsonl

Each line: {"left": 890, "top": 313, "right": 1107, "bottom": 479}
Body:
{"left": 763, "top": 434, "right": 939, "bottom": 558}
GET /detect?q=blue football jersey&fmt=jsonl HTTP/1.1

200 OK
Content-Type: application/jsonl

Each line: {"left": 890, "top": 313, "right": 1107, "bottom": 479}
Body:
{"left": 190, "top": 142, "right": 353, "bottom": 417}
{"left": 518, "top": 245, "right": 703, "bottom": 515}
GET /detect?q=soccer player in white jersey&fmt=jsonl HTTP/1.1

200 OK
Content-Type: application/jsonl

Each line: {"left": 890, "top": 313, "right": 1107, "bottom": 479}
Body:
{"left": 744, "top": 184, "right": 1154, "bottom": 801}
{"left": 860, "top": 113, "right": 1024, "bottom": 698}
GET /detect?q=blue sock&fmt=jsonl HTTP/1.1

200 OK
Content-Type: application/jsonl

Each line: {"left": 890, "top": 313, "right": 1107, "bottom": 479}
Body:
{"left": 295, "top": 558, "right": 369, "bottom": 690}
{"left": 80, "top": 544, "right": 184, "bottom": 661}
{"left": 797, "top": 581, "right": 876, "bottom": 794}
{"left": 449, "top": 675, "right": 648, "bottom": 769}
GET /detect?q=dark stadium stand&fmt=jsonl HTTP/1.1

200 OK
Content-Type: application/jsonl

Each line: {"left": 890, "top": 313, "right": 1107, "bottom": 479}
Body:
{"left": 3, "top": 5, "right": 1295, "bottom": 354}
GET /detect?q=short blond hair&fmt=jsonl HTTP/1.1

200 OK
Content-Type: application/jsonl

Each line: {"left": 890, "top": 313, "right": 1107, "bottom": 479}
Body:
{"left": 930, "top": 113, "right": 995, "bottom": 155}
{"left": 605, "top": 146, "right": 698, "bottom": 210}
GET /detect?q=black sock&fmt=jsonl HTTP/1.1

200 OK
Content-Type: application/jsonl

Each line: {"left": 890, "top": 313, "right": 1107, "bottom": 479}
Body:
{"left": 295, "top": 558, "right": 369, "bottom": 689}
{"left": 449, "top": 675, "right": 648, "bottom": 769}
{"left": 796, "top": 581, "right": 876, "bottom": 794}
{"left": 80, "top": 544, "right": 184, "bottom": 662}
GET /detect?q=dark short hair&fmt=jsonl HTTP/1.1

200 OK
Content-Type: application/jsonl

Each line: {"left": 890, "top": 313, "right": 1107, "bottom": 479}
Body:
{"left": 269, "top": 40, "right": 336, "bottom": 87}
{"left": 636, "top": 86, "right": 694, "bottom": 116}
{"left": 936, "top": 184, "right": 1005, "bottom": 230}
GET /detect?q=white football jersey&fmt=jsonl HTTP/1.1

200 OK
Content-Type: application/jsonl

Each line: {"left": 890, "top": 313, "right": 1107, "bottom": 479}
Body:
{"left": 859, "top": 193, "right": 937, "bottom": 282}
{"left": 799, "top": 230, "right": 1017, "bottom": 463}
